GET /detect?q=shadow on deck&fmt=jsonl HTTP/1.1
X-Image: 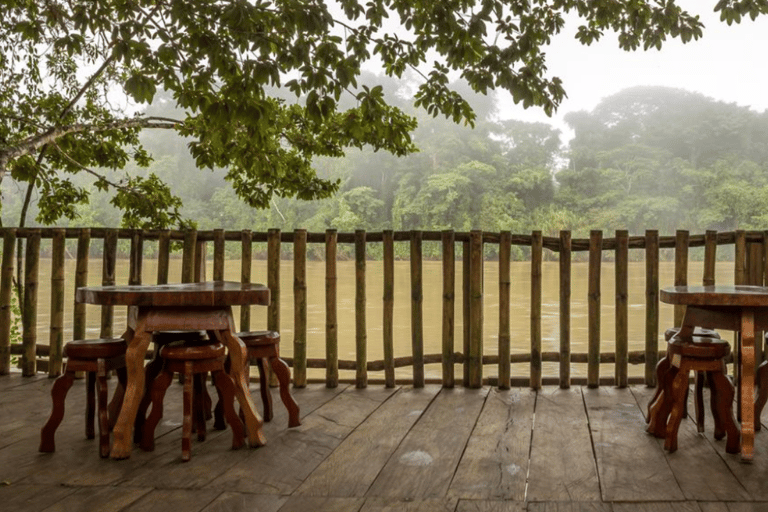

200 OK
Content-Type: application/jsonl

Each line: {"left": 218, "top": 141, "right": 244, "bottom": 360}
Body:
{"left": 0, "top": 374, "right": 765, "bottom": 512}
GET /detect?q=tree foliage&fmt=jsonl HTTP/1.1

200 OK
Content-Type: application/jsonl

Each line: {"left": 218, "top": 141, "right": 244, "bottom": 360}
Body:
{"left": 1, "top": 0, "right": 748, "bottom": 228}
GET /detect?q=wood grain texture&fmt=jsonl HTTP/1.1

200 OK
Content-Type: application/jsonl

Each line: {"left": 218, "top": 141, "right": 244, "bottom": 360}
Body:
{"left": 366, "top": 387, "right": 488, "bottom": 500}
{"left": 583, "top": 387, "right": 684, "bottom": 502}
{"left": 526, "top": 387, "right": 600, "bottom": 502}
{"left": 449, "top": 388, "right": 535, "bottom": 501}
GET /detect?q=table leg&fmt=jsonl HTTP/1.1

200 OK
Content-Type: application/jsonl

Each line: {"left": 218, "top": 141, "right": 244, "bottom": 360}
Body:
{"left": 110, "top": 324, "right": 153, "bottom": 459}
{"left": 217, "top": 329, "right": 266, "bottom": 447}
{"left": 740, "top": 310, "right": 756, "bottom": 462}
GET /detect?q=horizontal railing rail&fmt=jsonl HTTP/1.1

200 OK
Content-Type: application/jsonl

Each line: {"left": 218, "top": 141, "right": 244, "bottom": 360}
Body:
{"left": 0, "top": 228, "right": 765, "bottom": 390}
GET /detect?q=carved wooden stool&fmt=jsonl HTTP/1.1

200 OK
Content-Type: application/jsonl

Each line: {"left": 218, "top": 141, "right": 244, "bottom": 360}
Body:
{"left": 647, "top": 327, "right": 720, "bottom": 432}
{"left": 140, "top": 342, "right": 244, "bottom": 462}
{"left": 215, "top": 331, "right": 300, "bottom": 429}
{"left": 650, "top": 335, "right": 739, "bottom": 454}
{"left": 134, "top": 330, "right": 211, "bottom": 443}
{"left": 39, "top": 338, "right": 127, "bottom": 457}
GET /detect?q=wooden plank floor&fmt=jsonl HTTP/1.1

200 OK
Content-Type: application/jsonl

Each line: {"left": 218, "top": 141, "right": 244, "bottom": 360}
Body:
{"left": 0, "top": 374, "right": 766, "bottom": 512}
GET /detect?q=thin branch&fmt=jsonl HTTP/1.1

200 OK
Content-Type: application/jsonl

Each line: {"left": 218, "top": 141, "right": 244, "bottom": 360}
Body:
{"left": 49, "top": 141, "right": 135, "bottom": 192}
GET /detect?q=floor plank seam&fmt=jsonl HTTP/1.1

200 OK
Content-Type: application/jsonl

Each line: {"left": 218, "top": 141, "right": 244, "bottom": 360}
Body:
{"left": 522, "top": 388, "right": 539, "bottom": 503}
{"left": 582, "top": 386, "right": 605, "bottom": 503}
{"left": 444, "top": 387, "right": 492, "bottom": 497}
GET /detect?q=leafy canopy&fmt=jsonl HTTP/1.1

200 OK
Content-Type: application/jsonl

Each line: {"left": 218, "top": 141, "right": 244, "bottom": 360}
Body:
{"left": 1, "top": 0, "right": 762, "bottom": 228}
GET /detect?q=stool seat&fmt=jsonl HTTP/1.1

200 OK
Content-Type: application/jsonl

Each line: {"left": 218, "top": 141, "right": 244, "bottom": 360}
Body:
{"left": 237, "top": 331, "right": 279, "bottom": 346}
{"left": 664, "top": 327, "right": 720, "bottom": 341}
{"left": 667, "top": 336, "right": 730, "bottom": 360}
{"left": 161, "top": 343, "right": 226, "bottom": 360}
{"left": 64, "top": 338, "right": 127, "bottom": 359}
{"left": 40, "top": 338, "right": 127, "bottom": 457}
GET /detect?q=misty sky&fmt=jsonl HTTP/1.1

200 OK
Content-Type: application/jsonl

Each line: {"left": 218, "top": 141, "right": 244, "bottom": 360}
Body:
{"left": 499, "top": 1, "right": 768, "bottom": 135}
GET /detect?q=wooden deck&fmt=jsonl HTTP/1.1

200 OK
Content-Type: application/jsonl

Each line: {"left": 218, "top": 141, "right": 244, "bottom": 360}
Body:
{"left": 1, "top": 374, "right": 766, "bottom": 512}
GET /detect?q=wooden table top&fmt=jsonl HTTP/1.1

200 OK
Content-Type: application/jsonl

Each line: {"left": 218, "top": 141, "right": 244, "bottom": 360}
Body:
{"left": 660, "top": 285, "right": 768, "bottom": 307}
{"left": 75, "top": 281, "right": 270, "bottom": 307}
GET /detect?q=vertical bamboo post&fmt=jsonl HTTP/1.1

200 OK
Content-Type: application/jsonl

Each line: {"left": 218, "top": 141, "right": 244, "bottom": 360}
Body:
{"left": 615, "top": 230, "right": 629, "bottom": 388}
{"left": 411, "top": 230, "right": 425, "bottom": 388}
{"left": 22, "top": 230, "right": 40, "bottom": 376}
{"left": 157, "top": 230, "right": 170, "bottom": 285}
{"left": 748, "top": 242, "right": 763, "bottom": 286}
{"left": 383, "top": 230, "right": 395, "bottom": 388}
{"left": 129, "top": 231, "right": 143, "bottom": 286}
{"left": 293, "top": 229, "right": 307, "bottom": 388}
{"left": 587, "top": 230, "right": 602, "bottom": 388}
{"left": 498, "top": 231, "right": 511, "bottom": 390}
{"left": 764, "top": 231, "right": 768, "bottom": 287}
{"left": 462, "top": 239, "right": 470, "bottom": 386}
{"left": 0, "top": 229, "right": 16, "bottom": 375}
{"left": 194, "top": 239, "right": 206, "bottom": 282}
{"left": 735, "top": 230, "right": 746, "bottom": 286}
{"left": 559, "top": 230, "right": 571, "bottom": 389}
{"left": 468, "top": 230, "right": 483, "bottom": 389}
{"left": 645, "top": 230, "right": 660, "bottom": 386}
{"left": 181, "top": 230, "right": 197, "bottom": 284}
{"left": 530, "top": 231, "right": 542, "bottom": 390}
{"left": 100, "top": 229, "right": 118, "bottom": 338}
{"left": 355, "top": 230, "right": 367, "bottom": 388}
{"left": 73, "top": 229, "right": 90, "bottom": 340}
{"left": 240, "top": 230, "right": 252, "bottom": 332}
{"left": 325, "top": 230, "right": 338, "bottom": 388}
{"left": 442, "top": 230, "right": 455, "bottom": 388}
{"left": 267, "top": 229, "right": 280, "bottom": 332}
{"left": 674, "top": 230, "right": 689, "bottom": 326}
{"left": 703, "top": 230, "right": 717, "bottom": 286}
{"left": 213, "top": 229, "right": 225, "bottom": 281}
{"left": 49, "top": 229, "right": 66, "bottom": 377}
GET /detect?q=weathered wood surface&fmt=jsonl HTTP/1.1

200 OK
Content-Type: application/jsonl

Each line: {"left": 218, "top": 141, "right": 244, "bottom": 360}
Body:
{"left": 1, "top": 379, "right": 766, "bottom": 512}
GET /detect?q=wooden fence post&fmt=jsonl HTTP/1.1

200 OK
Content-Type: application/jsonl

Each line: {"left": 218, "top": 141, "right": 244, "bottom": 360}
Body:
{"left": 181, "top": 230, "right": 197, "bottom": 284}
{"left": 703, "top": 230, "right": 717, "bottom": 286}
{"left": 157, "top": 230, "right": 170, "bottom": 285}
{"left": 213, "top": 229, "right": 225, "bottom": 281}
{"left": 325, "top": 230, "right": 338, "bottom": 388}
{"left": 411, "top": 230, "right": 425, "bottom": 388}
{"left": 498, "top": 231, "right": 511, "bottom": 390}
{"left": 530, "top": 231, "right": 542, "bottom": 390}
{"left": 48, "top": 229, "right": 65, "bottom": 377}
{"left": 240, "top": 230, "right": 252, "bottom": 332}
{"left": 442, "top": 230, "right": 456, "bottom": 388}
{"left": 100, "top": 229, "right": 117, "bottom": 338}
{"left": 645, "top": 230, "right": 659, "bottom": 386}
{"left": 73, "top": 229, "right": 90, "bottom": 341}
{"left": 383, "top": 230, "right": 395, "bottom": 388}
{"left": 463, "top": 239, "right": 470, "bottom": 386}
{"left": 559, "top": 230, "right": 571, "bottom": 389}
{"left": 674, "top": 230, "right": 689, "bottom": 327}
{"left": 22, "top": 230, "right": 40, "bottom": 376}
{"left": 0, "top": 229, "right": 16, "bottom": 375}
{"left": 468, "top": 230, "right": 483, "bottom": 389}
{"left": 355, "top": 230, "right": 367, "bottom": 388}
{"left": 587, "top": 230, "right": 602, "bottom": 388}
{"left": 293, "top": 229, "right": 307, "bottom": 388}
{"left": 615, "top": 230, "right": 629, "bottom": 388}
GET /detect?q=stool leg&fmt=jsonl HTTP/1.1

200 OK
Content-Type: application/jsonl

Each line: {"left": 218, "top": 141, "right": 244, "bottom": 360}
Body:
{"left": 39, "top": 370, "right": 75, "bottom": 453}
{"left": 270, "top": 356, "right": 301, "bottom": 428}
{"left": 664, "top": 368, "right": 690, "bottom": 453}
{"left": 647, "top": 356, "right": 670, "bottom": 423}
{"left": 710, "top": 367, "right": 740, "bottom": 454}
{"left": 694, "top": 371, "right": 706, "bottom": 433}
{"left": 86, "top": 371, "right": 96, "bottom": 440}
{"left": 141, "top": 369, "right": 173, "bottom": 452}
{"left": 648, "top": 364, "right": 677, "bottom": 439}
{"left": 182, "top": 361, "right": 193, "bottom": 462}
{"left": 755, "top": 360, "right": 768, "bottom": 432}
{"left": 135, "top": 347, "right": 164, "bottom": 443}
{"left": 212, "top": 369, "right": 245, "bottom": 450}
{"left": 96, "top": 359, "right": 111, "bottom": 458}
{"left": 193, "top": 372, "right": 207, "bottom": 442}
{"left": 707, "top": 371, "right": 726, "bottom": 441}
{"left": 256, "top": 358, "right": 273, "bottom": 422}
{"left": 109, "top": 367, "right": 127, "bottom": 430}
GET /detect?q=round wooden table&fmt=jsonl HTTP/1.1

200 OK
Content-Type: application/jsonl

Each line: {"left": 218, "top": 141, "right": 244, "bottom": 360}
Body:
{"left": 660, "top": 285, "right": 768, "bottom": 462}
{"left": 76, "top": 281, "right": 270, "bottom": 459}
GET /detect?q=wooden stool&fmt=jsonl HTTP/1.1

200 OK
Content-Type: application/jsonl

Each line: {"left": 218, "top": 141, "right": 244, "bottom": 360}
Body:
{"left": 649, "top": 335, "right": 739, "bottom": 454}
{"left": 134, "top": 330, "right": 211, "bottom": 443}
{"left": 40, "top": 338, "right": 127, "bottom": 458}
{"left": 647, "top": 327, "right": 720, "bottom": 432}
{"left": 215, "top": 331, "right": 300, "bottom": 429}
{"left": 141, "top": 342, "right": 244, "bottom": 462}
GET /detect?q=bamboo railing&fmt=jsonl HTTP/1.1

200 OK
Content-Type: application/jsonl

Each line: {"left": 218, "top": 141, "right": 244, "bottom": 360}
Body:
{"left": 0, "top": 228, "right": 766, "bottom": 390}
